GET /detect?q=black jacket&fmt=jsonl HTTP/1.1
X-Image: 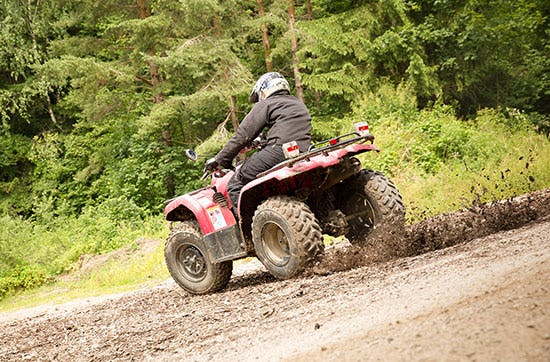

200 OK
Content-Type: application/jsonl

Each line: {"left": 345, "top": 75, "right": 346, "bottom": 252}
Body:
{"left": 215, "top": 92, "right": 311, "bottom": 168}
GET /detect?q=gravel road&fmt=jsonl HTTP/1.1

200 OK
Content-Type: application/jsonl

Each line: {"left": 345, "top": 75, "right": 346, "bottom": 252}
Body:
{"left": 1, "top": 190, "right": 549, "bottom": 361}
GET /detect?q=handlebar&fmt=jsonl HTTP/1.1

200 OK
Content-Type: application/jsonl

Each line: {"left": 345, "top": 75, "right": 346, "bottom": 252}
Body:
{"left": 200, "top": 168, "right": 232, "bottom": 180}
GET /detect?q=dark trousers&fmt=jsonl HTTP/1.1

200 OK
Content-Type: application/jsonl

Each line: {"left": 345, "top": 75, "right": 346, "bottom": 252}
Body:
{"left": 227, "top": 145, "right": 285, "bottom": 211}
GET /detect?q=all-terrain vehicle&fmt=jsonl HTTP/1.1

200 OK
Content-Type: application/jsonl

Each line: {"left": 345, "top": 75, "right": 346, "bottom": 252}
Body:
{"left": 164, "top": 123, "right": 405, "bottom": 294}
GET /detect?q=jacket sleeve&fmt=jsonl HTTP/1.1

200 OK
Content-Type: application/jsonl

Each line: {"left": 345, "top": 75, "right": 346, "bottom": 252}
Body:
{"left": 215, "top": 103, "right": 268, "bottom": 167}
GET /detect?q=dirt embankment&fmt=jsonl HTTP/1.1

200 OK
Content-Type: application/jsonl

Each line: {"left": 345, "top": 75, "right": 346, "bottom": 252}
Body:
{"left": 0, "top": 189, "right": 549, "bottom": 361}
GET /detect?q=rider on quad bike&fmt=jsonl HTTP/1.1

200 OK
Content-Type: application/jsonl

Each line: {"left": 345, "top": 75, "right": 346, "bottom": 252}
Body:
{"left": 163, "top": 73, "right": 406, "bottom": 295}
{"left": 204, "top": 72, "right": 311, "bottom": 215}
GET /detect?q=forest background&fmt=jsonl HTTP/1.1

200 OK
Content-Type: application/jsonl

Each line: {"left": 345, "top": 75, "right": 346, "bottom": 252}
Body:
{"left": 0, "top": 0, "right": 549, "bottom": 301}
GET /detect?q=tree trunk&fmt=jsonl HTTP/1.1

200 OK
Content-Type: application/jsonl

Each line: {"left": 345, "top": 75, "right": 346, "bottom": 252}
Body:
{"left": 148, "top": 60, "right": 164, "bottom": 103}
{"left": 224, "top": 68, "right": 239, "bottom": 131}
{"left": 23, "top": 0, "right": 60, "bottom": 127}
{"left": 305, "top": 0, "right": 313, "bottom": 20}
{"left": 137, "top": 0, "right": 151, "bottom": 18}
{"left": 257, "top": 0, "right": 273, "bottom": 72}
{"left": 137, "top": 0, "right": 174, "bottom": 196}
{"left": 288, "top": 0, "right": 304, "bottom": 103}
{"left": 137, "top": 0, "right": 162, "bottom": 103}
{"left": 215, "top": 14, "right": 239, "bottom": 132}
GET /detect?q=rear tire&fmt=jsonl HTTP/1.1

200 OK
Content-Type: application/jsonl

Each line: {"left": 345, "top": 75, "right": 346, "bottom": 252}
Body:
{"left": 252, "top": 196, "right": 324, "bottom": 279}
{"left": 336, "top": 170, "right": 405, "bottom": 243}
{"left": 165, "top": 221, "right": 232, "bottom": 295}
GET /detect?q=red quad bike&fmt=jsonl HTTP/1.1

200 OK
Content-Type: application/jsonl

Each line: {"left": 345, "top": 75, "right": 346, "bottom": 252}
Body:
{"left": 163, "top": 123, "right": 405, "bottom": 294}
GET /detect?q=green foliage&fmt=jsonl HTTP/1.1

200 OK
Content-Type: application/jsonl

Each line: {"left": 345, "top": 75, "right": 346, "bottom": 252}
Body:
{"left": 346, "top": 85, "right": 550, "bottom": 220}
{"left": 410, "top": 0, "right": 549, "bottom": 114}
{"left": 0, "top": 125, "right": 32, "bottom": 189}
{"left": 299, "top": 2, "right": 440, "bottom": 114}
{"left": 0, "top": 212, "right": 164, "bottom": 299}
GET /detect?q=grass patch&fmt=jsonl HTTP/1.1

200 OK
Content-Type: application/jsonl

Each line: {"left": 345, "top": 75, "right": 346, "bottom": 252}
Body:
{"left": 346, "top": 93, "right": 550, "bottom": 221}
{"left": 388, "top": 123, "right": 550, "bottom": 221}
{"left": 0, "top": 236, "right": 169, "bottom": 312}
{"left": 0, "top": 211, "right": 167, "bottom": 303}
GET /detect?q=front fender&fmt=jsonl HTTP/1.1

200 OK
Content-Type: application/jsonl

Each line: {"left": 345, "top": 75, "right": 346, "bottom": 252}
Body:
{"left": 164, "top": 187, "right": 237, "bottom": 235}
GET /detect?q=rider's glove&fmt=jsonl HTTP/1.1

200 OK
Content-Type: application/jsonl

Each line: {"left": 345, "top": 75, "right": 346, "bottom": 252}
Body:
{"left": 252, "top": 132, "right": 267, "bottom": 148}
{"left": 204, "top": 158, "right": 219, "bottom": 173}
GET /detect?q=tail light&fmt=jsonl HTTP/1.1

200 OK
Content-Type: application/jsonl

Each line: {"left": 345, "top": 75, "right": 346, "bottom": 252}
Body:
{"left": 354, "top": 122, "right": 370, "bottom": 136}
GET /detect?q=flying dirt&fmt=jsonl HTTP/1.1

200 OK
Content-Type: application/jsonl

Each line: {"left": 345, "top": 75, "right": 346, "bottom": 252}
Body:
{"left": 0, "top": 189, "right": 548, "bottom": 361}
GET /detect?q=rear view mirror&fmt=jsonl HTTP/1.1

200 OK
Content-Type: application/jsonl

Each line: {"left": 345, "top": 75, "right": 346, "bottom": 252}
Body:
{"left": 185, "top": 149, "right": 198, "bottom": 161}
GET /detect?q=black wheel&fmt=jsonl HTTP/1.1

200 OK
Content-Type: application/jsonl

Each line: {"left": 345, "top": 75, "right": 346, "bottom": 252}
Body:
{"left": 252, "top": 196, "right": 324, "bottom": 279}
{"left": 336, "top": 169, "right": 405, "bottom": 243}
{"left": 165, "top": 221, "right": 232, "bottom": 295}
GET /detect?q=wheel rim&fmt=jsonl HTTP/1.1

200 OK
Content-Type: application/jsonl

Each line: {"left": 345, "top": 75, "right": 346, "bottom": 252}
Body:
{"left": 260, "top": 222, "right": 290, "bottom": 267}
{"left": 347, "top": 193, "right": 376, "bottom": 231}
{"left": 176, "top": 244, "right": 207, "bottom": 282}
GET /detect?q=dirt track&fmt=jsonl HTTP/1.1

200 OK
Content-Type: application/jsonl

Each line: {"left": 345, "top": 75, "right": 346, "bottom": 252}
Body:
{"left": 1, "top": 190, "right": 549, "bottom": 361}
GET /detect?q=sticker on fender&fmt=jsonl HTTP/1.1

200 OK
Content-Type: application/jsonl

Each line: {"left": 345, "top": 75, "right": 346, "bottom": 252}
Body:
{"left": 207, "top": 206, "right": 227, "bottom": 230}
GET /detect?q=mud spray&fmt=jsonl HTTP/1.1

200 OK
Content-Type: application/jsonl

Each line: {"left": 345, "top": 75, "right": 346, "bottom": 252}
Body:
{"left": 311, "top": 189, "right": 550, "bottom": 276}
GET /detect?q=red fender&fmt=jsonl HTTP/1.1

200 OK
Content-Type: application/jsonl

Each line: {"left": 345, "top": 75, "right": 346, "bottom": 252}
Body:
{"left": 164, "top": 187, "right": 237, "bottom": 235}
{"left": 238, "top": 142, "right": 379, "bottom": 208}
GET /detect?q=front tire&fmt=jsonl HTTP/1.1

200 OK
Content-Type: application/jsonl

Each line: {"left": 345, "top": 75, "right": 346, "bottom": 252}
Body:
{"left": 165, "top": 221, "right": 232, "bottom": 295}
{"left": 252, "top": 196, "right": 324, "bottom": 279}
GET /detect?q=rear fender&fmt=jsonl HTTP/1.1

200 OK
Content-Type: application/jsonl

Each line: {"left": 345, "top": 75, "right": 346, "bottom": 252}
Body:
{"left": 237, "top": 143, "right": 378, "bottom": 231}
{"left": 164, "top": 187, "right": 237, "bottom": 236}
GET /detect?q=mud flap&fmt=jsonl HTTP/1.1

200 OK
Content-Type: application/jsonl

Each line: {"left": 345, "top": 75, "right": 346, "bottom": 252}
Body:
{"left": 203, "top": 225, "right": 248, "bottom": 263}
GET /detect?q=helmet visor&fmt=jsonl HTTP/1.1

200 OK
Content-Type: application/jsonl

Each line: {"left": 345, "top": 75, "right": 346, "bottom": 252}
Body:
{"left": 249, "top": 91, "right": 259, "bottom": 103}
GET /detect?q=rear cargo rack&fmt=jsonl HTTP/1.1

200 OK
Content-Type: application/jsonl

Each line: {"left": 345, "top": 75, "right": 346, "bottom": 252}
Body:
{"left": 257, "top": 132, "right": 374, "bottom": 178}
